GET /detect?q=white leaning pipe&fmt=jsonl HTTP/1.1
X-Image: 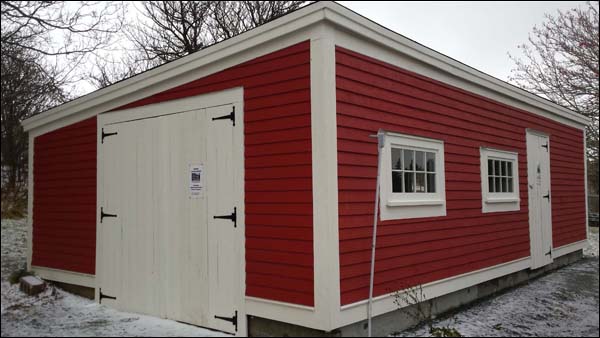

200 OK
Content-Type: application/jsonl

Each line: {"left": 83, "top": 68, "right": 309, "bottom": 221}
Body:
{"left": 367, "top": 129, "right": 385, "bottom": 337}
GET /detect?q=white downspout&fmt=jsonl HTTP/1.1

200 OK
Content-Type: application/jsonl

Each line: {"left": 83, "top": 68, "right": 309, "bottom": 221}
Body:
{"left": 368, "top": 129, "right": 385, "bottom": 337}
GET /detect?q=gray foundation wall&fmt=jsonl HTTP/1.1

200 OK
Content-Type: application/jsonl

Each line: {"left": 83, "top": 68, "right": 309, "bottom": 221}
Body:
{"left": 248, "top": 250, "right": 583, "bottom": 337}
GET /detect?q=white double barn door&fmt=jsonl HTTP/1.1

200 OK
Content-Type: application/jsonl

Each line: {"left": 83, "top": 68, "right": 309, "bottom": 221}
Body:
{"left": 98, "top": 91, "right": 244, "bottom": 334}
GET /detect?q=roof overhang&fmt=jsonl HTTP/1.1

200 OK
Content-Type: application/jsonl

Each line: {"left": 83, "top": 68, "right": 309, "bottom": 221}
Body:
{"left": 22, "top": 1, "right": 590, "bottom": 132}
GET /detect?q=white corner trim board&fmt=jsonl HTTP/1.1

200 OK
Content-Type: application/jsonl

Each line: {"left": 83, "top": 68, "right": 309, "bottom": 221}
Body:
{"left": 310, "top": 27, "right": 342, "bottom": 331}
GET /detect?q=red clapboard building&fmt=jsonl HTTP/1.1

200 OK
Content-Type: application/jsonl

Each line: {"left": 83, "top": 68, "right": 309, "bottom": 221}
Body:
{"left": 23, "top": 2, "right": 589, "bottom": 336}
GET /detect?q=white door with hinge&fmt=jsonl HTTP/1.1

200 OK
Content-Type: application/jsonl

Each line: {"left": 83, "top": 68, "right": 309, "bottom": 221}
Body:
{"left": 526, "top": 130, "right": 553, "bottom": 269}
{"left": 96, "top": 89, "right": 245, "bottom": 335}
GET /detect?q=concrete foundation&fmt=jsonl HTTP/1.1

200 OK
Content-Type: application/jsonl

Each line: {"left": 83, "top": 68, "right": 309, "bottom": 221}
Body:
{"left": 52, "top": 281, "right": 95, "bottom": 299}
{"left": 248, "top": 250, "right": 583, "bottom": 337}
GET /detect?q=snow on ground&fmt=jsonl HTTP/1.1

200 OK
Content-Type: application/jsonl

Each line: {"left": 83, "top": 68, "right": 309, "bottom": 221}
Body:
{"left": 2, "top": 217, "right": 598, "bottom": 337}
{"left": 584, "top": 228, "right": 599, "bottom": 257}
{"left": 1, "top": 218, "right": 230, "bottom": 337}
{"left": 396, "top": 227, "right": 600, "bottom": 337}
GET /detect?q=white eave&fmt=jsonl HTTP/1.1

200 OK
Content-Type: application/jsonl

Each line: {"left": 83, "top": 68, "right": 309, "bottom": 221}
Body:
{"left": 22, "top": 1, "right": 590, "bottom": 132}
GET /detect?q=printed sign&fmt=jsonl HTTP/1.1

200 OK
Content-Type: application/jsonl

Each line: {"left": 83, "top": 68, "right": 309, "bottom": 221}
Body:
{"left": 189, "top": 164, "right": 204, "bottom": 198}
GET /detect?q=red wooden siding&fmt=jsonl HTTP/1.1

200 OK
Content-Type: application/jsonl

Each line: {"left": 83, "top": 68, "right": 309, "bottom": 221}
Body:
{"left": 32, "top": 117, "right": 97, "bottom": 274}
{"left": 116, "top": 42, "right": 314, "bottom": 306}
{"left": 335, "top": 46, "right": 586, "bottom": 306}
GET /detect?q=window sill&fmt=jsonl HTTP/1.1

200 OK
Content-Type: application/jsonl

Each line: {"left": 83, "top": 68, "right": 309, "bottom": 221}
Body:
{"left": 387, "top": 199, "right": 445, "bottom": 207}
{"left": 484, "top": 197, "right": 520, "bottom": 204}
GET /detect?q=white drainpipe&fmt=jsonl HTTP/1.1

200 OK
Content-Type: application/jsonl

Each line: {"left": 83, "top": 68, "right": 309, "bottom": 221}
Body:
{"left": 367, "top": 129, "right": 385, "bottom": 337}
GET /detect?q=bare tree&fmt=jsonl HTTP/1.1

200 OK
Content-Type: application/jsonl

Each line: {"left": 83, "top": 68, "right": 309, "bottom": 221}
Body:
{"left": 125, "top": 1, "right": 306, "bottom": 70}
{"left": 89, "top": 52, "right": 146, "bottom": 89}
{"left": 127, "top": 1, "right": 213, "bottom": 65}
{"left": 207, "top": 1, "right": 307, "bottom": 41}
{"left": 1, "top": 1, "right": 125, "bottom": 216}
{"left": 1, "top": 1, "right": 124, "bottom": 58}
{"left": 509, "top": 1, "right": 599, "bottom": 192}
{"left": 1, "top": 43, "right": 64, "bottom": 217}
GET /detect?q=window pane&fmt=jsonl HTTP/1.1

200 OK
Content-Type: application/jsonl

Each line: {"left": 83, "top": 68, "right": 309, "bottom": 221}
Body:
{"left": 416, "top": 173, "right": 426, "bottom": 192}
{"left": 392, "top": 171, "right": 403, "bottom": 193}
{"left": 507, "top": 161, "right": 513, "bottom": 177}
{"left": 427, "top": 173, "right": 436, "bottom": 192}
{"left": 507, "top": 177, "right": 513, "bottom": 193}
{"left": 494, "top": 160, "right": 500, "bottom": 177}
{"left": 488, "top": 177, "right": 494, "bottom": 193}
{"left": 404, "top": 172, "right": 414, "bottom": 192}
{"left": 403, "top": 150, "right": 414, "bottom": 171}
{"left": 392, "top": 148, "right": 403, "bottom": 170}
{"left": 495, "top": 177, "right": 501, "bottom": 192}
{"left": 502, "top": 177, "right": 508, "bottom": 192}
{"left": 427, "top": 152, "right": 435, "bottom": 172}
{"left": 501, "top": 161, "right": 507, "bottom": 176}
{"left": 415, "top": 151, "right": 425, "bottom": 171}
{"left": 488, "top": 159, "right": 493, "bottom": 175}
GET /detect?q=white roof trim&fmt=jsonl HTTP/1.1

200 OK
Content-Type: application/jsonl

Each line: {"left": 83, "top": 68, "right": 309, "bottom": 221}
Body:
{"left": 22, "top": 2, "right": 329, "bottom": 131}
{"left": 322, "top": 3, "right": 589, "bottom": 127}
{"left": 22, "top": 1, "right": 589, "bottom": 132}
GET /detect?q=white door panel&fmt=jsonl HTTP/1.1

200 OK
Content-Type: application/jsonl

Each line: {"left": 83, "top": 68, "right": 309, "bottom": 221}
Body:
{"left": 527, "top": 131, "right": 553, "bottom": 269}
{"left": 207, "top": 104, "right": 240, "bottom": 333}
{"left": 98, "top": 126, "right": 122, "bottom": 307}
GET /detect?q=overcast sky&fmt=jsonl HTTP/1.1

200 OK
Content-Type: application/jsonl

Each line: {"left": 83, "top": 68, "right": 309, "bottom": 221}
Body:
{"left": 337, "top": 1, "right": 591, "bottom": 81}
{"left": 65, "top": 1, "right": 593, "bottom": 96}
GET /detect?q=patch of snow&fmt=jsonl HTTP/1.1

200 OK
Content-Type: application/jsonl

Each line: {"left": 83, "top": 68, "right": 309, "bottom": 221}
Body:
{"left": 20, "top": 275, "right": 44, "bottom": 286}
{"left": 1, "top": 218, "right": 230, "bottom": 337}
{"left": 584, "top": 228, "right": 599, "bottom": 257}
{"left": 394, "top": 242, "right": 599, "bottom": 337}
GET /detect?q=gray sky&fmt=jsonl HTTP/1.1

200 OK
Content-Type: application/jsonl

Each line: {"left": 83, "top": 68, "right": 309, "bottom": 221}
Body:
{"left": 338, "top": 1, "right": 590, "bottom": 81}
{"left": 67, "top": 1, "right": 591, "bottom": 96}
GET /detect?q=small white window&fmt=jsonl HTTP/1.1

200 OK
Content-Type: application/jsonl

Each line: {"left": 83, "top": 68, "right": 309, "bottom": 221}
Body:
{"left": 380, "top": 132, "right": 446, "bottom": 220}
{"left": 480, "top": 148, "right": 520, "bottom": 213}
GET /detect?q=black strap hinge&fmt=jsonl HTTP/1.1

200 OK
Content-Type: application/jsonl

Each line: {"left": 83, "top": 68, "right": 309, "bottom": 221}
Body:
{"left": 213, "top": 207, "right": 237, "bottom": 228}
{"left": 101, "top": 128, "right": 118, "bottom": 143}
{"left": 214, "top": 310, "right": 238, "bottom": 332}
{"left": 543, "top": 192, "right": 550, "bottom": 201}
{"left": 546, "top": 247, "right": 552, "bottom": 257}
{"left": 100, "top": 207, "right": 117, "bottom": 223}
{"left": 99, "top": 288, "right": 116, "bottom": 303}
{"left": 212, "top": 106, "right": 235, "bottom": 126}
{"left": 541, "top": 142, "right": 548, "bottom": 151}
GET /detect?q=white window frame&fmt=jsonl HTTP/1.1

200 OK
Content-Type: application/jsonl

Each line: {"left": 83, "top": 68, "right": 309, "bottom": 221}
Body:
{"left": 380, "top": 132, "right": 446, "bottom": 220}
{"left": 480, "top": 147, "right": 520, "bottom": 213}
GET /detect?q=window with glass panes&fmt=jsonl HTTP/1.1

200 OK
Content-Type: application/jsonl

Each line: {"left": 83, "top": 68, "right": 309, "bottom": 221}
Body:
{"left": 487, "top": 159, "right": 514, "bottom": 193}
{"left": 391, "top": 148, "right": 436, "bottom": 193}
